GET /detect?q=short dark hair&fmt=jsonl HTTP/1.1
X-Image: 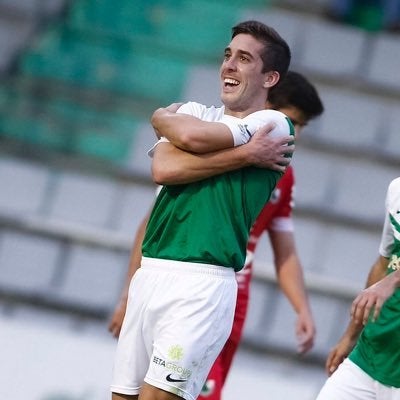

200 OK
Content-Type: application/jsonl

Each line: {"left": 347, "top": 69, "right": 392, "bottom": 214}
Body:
{"left": 232, "top": 20, "right": 291, "bottom": 79}
{"left": 268, "top": 71, "right": 324, "bottom": 121}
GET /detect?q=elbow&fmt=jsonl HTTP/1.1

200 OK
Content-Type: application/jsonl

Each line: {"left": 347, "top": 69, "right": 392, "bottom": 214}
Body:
{"left": 152, "top": 163, "right": 177, "bottom": 185}
{"left": 151, "top": 108, "right": 164, "bottom": 131}
{"left": 152, "top": 164, "right": 167, "bottom": 185}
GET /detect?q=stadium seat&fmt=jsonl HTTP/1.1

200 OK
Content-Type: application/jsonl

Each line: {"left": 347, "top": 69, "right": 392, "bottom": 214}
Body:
{"left": 310, "top": 85, "right": 384, "bottom": 148}
{"left": 0, "top": 157, "right": 50, "bottom": 217}
{"left": 383, "top": 105, "right": 400, "bottom": 158}
{"left": 182, "top": 64, "right": 221, "bottom": 106}
{"left": 290, "top": 147, "right": 333, "bottom": 208}
{"left": 307, "top": 292, "right": 352, "bottom": 357}
{"left": 149, "top": 1, "right": 241, "bottom": 61}
{"left": 66, "top": 0, "right": 172, "bottom": 38}
{"left": 54, "top": 244, "right": 128, "bottom": 309}
{"left": 0, "top": 231, "right": 61, "bottom": 293}
{"left": 0, "top": 0, "right": 67, "bottom": 18}
{"left": 241, "top": 7, "right": 304, "bottom": 62}
{"left": 20, "top": 27, "right": 188, "bottom": 104}
{"left": 365, "top": 33, "right": 400, "bottom": 91}
{"left": 48, "top": 172, "right": 119, "bottom": 228}
{"left": 112, "top": 183, "right": 157, "bottom": 236}
{"left": 299, "top": 19, "right": 367, "bottom": 76}
{"left": 0, "top": 15, "right": 35, "bottom": 73}
{"left": 331, "top": 157, "right": 397, "bottom": 221}
{"left": 319, "top": 225, "right": 382, "bottom": 285}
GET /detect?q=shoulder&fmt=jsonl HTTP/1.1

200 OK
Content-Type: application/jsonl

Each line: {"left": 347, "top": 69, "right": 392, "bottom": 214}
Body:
{"left": 178, "top": 102, "right": 224, "bottom": 121}
{"left": 386, "top": 177, "right": 400, "bottom": 210}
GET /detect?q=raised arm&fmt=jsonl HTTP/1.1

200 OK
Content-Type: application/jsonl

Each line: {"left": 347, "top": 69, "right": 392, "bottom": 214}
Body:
{"left": 151, "top": 107, "right": 234, "bottom": 153}
{"left": 151, "top": 123, "right": 294, "bottom": 185}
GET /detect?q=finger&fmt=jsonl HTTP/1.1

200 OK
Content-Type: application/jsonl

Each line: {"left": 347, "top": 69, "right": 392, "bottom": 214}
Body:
{"left": 362, "top": 299, "right": 375, "bottom": 325}
{"left": 351, "top": 296, "right": 366, "bottom": 323}
{"left": 325, "top": 352, "right": 335, "bottom": 374}
{"left": 270, "top": 163, "right": 287, "bottom": 173}
{"left": 327, "top": 354, "right": 342, "bottom": 375}
{"left": 372, "top": 299, "right": 383, "bottom": 322}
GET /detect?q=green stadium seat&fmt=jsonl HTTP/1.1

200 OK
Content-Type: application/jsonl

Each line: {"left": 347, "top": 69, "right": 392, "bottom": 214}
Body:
{"left": 148, "top": 1, "right": 241, "bottom": 61}
{"left": 0, "top": 89, "right": 139, "bottom": 162}
{"left": 19, "top": 27, "right": 187, "bottom": 104}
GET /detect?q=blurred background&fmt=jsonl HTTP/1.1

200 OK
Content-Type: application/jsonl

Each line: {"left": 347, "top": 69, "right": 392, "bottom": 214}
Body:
{"left": 0, "top": 0, "right": 400, "bottom": 398}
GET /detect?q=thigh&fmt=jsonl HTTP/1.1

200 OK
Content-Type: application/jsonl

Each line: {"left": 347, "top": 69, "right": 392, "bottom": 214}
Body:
{"left": 111, "top": 269, "right": 155, "bottom": 396}
{"left": 139, "top": 382, "right": 181, "bottom": 400}
{"left": 316, "top": 359, "right": 376, "bottom": 400}
{"left": 377, "top": 384, "right": 400, "bottom": 400}
{"left": 145, "top": 266, "right": 237, "bottom": 400}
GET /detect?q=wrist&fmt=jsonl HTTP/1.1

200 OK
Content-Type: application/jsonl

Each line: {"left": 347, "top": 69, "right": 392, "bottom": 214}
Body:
{"left": 239, "top": 144, "right": 255, "bottom": 167}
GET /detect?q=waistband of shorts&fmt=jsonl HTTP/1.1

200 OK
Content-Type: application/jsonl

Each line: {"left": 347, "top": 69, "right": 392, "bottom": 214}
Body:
{"left": 141, "top": 257, "right": 235, "bottom": 277}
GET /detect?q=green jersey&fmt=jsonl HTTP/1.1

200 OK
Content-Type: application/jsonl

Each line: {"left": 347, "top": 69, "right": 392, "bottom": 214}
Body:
{"left": 350, "top": 177, "right": 400, "bottom": 387}
{"left": 142, "top": 102, "right": 294, "bottom": 271}
{"left": 142, "top": 167, "right": 281, "bottom": 271}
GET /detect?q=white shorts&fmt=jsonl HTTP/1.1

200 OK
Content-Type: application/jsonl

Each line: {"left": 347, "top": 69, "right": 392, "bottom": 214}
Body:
{"left": 316, "top": 358, "right": 400, "bottom": 400}
{"left": 111, "top": 257, "right": 237, "bottom": 400}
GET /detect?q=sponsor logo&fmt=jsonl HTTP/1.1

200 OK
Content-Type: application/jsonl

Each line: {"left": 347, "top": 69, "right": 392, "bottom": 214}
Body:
{"left": 152, "top": 355, "right": 192, "bottom": 380}
{"left": 168, "top": 345, "right": 184, "bottom": 360}
{"left": 166, "top": 373, "right": 188, "bottom": 383}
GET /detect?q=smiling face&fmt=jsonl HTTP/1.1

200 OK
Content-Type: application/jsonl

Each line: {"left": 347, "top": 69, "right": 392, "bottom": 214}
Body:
{"left": 220, "top": 33, "right": 279, "bottom": 118}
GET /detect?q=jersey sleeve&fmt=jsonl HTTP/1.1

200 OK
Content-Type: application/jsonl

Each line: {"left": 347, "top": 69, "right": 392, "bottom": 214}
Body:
{"left": 378, "top": 178, "right": 400, "bottom": 258}
{"left": 147, "top": 136, "right": 170, "bottom": 157}
{"left": 219, "top": 110, "right": 274, "bottom": 146}
{"left": 177, "top": 101, "right": 209, "bottom": 118}
{"left": 379, "top": 211, "right": 393, "bottom": 258}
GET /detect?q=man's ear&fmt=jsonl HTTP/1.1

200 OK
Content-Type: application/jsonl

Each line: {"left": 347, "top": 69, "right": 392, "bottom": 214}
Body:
{"left": 263, "top": 71, "right": 280, "bottom": 88}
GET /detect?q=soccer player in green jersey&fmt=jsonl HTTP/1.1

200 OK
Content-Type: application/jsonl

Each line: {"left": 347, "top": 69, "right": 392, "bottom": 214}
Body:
{"left": 316, "top": 177, "right": 400, "bottom": 399}
{"left": 111, "top": 20, "right": 292, "bottom": 400}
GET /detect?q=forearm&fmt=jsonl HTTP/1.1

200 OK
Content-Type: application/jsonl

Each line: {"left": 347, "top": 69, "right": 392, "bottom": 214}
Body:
{"left": 152, "top": 141, "right": 252, "bottom": 185}
{"left": 340, "top": 255, "right": 390, "bottom": 339}
{"left": 119, "top": 212, "right": 149, "bottom": 301}
{"left": 151, "top": 126, "right": 292, "bottom": 185}
{"left": 276, "top": 254, "right": 311, "bottom": 314}
{"left": 151, "top": 108, "right": 233, "bottom": 153}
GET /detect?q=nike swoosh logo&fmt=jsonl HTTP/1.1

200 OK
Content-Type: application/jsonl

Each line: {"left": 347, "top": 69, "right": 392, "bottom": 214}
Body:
{"left": 166, "top": 374, "right": 187, "bottom": 383}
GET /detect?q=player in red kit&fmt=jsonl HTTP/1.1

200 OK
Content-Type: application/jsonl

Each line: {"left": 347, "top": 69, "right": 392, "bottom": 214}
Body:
{"left": 199, "top": 71, "right": 324, "bottom": 400}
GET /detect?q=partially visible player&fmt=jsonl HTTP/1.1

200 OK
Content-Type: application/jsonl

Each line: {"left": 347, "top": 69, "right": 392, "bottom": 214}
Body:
{"left": 199, "top": 70, "right": 324, "bottom": 400}
{"left": 315, "top": 177, "right": 400, "bottom": 399}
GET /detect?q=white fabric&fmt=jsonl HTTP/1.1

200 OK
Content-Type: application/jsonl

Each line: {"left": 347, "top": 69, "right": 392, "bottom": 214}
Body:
{"left": 316, "top": 359, "right": 400, "bottom": 400}
{"left": 379, "top": 177, "right": 400, "bottom": 258}
{"left": 269, "top": 216, "right": 294, "bottom": 232}
{"left": 111, "top": 257, "right": 237, "bottom": 400}
{"left": 148, "top": 102, "right": 291, "bottom": 155}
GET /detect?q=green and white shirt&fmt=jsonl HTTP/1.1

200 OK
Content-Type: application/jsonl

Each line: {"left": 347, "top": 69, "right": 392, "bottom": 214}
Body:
{"left": 142, "top": 102, "right": 294, "bottom": 271}
{"left": 350, "top": 177, "right": 400, "bottom": 387}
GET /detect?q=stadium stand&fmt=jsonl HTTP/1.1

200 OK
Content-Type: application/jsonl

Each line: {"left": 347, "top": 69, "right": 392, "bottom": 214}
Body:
{"left": 1, "top": 2, "right": 400, "bottom": 397}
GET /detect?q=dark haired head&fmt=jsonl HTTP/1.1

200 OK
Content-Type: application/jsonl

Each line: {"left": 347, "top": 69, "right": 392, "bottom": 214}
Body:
{"left": 232, "top": 20, "right": 291, "bottom": 79}
{"left": 268, "top": 71, "right": 324, "bottom": 121}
